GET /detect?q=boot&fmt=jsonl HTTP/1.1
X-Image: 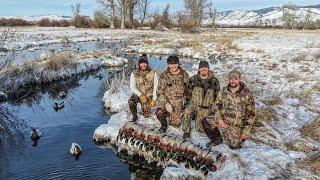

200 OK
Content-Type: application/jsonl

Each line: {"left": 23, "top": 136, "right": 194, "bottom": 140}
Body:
{"left": 202, "top": 118, "right": 223, "bottom": 146}
{"left": 156, "top": 108, "right": 168, "bottom": 133}
{"left": 183, "top": 132, "right": 190, "bottom": 141}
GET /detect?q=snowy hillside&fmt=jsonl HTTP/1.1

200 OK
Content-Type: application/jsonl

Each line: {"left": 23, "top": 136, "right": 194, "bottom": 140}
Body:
{"left": 211, "top": 5, "right": 320, "bottom": 27}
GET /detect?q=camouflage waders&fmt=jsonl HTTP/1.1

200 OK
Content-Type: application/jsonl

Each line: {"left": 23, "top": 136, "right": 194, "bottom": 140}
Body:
{"left": 182, "top": 70, "right": 220, "bottom": 134}
{"left": 156, "top": 67, "right": 189, "bottom": 129}
{"left": 204, "top": 82, "right": 255, "bottom": 149}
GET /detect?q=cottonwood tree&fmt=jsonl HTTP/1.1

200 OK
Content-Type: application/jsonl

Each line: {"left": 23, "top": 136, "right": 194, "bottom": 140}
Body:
{"left": 184, "top": 0, "right": 208, "bottom": 27}
{"left": 207, "top": 1, "right": 216, "bottom": 30}
{"left": 126, "top": 0, "right": 138, "bottom": 29}
{"left": 137, "top": 0, "right": 150, "bottom": 26}
{"left": 118, "top": 0, "right": 127, "bottom": 29}
{"left": 97, "top": 0, "right": 116, "bottom": 29}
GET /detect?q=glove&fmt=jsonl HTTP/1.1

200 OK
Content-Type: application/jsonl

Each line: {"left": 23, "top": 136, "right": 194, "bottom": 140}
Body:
{"left": 139, "top": 94, "right": 148, "bottom": 104}
{"left": 149, "top": 100, "right": 157, "bottom": 107}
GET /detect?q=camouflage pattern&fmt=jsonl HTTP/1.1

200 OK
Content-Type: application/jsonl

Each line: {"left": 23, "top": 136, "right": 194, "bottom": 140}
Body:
{"left": 129, "top": 94, "right": 153, "bottom": 120}
{"left": 182, "top": 70, "right": 220, "bottom": 134}
{"left": 156, "top": 67, "right": 189, "bottom": 128}
{"left": 133, "top": 68, "right": 156, "bottom": 98}
{"left": 129, "top": 68, "right": 156, "bottom": 120}
{"left": 206, "top": 82, "right": 255, "bottom": 149}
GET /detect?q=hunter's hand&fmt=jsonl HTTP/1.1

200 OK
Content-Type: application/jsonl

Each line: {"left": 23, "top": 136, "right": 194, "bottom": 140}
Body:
{"left": 217, "top": 119, "right": 225, "bottom": 128}
{"left": 139, "top": 95, "right": 148, "bottom": 103}
{"left": 149, "top": 100, "right": 157, "bottom": 107}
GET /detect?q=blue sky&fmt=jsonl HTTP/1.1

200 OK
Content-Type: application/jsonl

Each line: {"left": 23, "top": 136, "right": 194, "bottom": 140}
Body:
{"left": 0, "top": 0, "right": 318, "bottom": 16}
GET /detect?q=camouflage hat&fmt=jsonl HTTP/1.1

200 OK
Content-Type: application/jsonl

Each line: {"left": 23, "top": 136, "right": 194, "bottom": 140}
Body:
{"left": 167, "top": 55, "right": 179, "bottom": 64}
{"left": 199, "top": 60, "right": 209, "bottom": 69}
{"left": 229, "top": 70, "right": 241, "bottom": 79}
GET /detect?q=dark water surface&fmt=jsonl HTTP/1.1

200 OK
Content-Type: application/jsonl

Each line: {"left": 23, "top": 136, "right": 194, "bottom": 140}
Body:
{"left": 0, "top": 53, "right": 193, "bottom": 180}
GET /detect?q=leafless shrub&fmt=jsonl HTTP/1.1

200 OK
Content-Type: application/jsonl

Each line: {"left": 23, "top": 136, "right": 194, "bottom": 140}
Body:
{"left": 150, "top": 4, "right": 172, "bottom": 30}
{"left": 43, "top": 52, "right": 76, "bottom": 71}
{"left": 292, "top": 53, "right": 307, "bottom": 62}
{"left": 286, "top": 140, "right": 318, "bottom": 153}
{"left": 300, "top": 116, "right": 320, "bottom": 142}
{"left": 93, "top": 11, "right": 109, "bottom": 28}
{"left": 37, "top": 18, "right": 70, "bottom": 27}
{"left": 0, "top": 18, "right": 32, "bottom": 26}
{"left": 176, "top": 11, "right": 198, "bottom": 32}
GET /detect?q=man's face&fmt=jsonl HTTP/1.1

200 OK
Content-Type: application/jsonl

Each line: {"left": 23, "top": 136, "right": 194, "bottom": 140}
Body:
{"left": 229, "top": 77, "right": 240, "bottom": 88}
{"left": 139, "top": 63, "right": 148, "bottom": 71}
{"left": 168, "top": 63, "right": 179, "bottom": 73}
{"left": 199, "top": 67, "right": 209, "bottom": 77}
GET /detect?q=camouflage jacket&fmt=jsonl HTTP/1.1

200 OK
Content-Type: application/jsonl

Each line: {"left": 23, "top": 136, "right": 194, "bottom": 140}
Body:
{"left": 185, "top": 70, "right": 220, "bottom": 108}
{"left": 157, "top": 67, "right": 189, "bottom": 104}
{"left": 132, "top": 68, "right": 156, "bottom": 98}
{"left": 215, "top": 82, "right": 255, "bottom": 135}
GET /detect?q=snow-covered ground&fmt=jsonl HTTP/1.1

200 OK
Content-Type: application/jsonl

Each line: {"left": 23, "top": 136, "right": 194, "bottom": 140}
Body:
{"left": 94, "top": 28, "right": 320, "bottom": 179}
{"left": 1, "top": 26, "right": 319, "bottom": 178}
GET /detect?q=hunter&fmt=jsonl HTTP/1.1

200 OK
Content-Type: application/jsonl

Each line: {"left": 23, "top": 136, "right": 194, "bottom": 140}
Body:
{"left": 156, "top": 55, "right": 189, "bottom": 133}
{"left": 182, "top": 60, "right": 220, "bottom": 140}
{"left": 203, "top": 70, "right": 255, "bottom": 149}
{"left": 128, "top": 55, "right": 158, "bottom": 122}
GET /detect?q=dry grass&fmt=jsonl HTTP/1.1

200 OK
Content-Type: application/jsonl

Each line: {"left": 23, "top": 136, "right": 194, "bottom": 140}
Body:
{"left": 285, "top": 73, "right": 301, "bottom": 83}
{"left": 300, "top": 116, "right": 320, "bottom": 142}
{"left": 254, "top": 107, "right": 278, "bottom": 126}
{"left": 292, "top": 53, "right": 308, "bottom": 62}
{"left": 297, "top": 151, "right": 320, "bottom": 175}
{"left": 262, "top": 97, "right": 283, "bottom": 106}
{"left": 43, "top": 52, "right": 76, "bottom": 71}
{"left": 285, "top": 140, "right": 318, "bottom": 153}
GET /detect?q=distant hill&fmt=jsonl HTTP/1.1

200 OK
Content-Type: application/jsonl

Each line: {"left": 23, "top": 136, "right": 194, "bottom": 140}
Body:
{"left": 204, "top": 4, "right": 320, "bottom": 27}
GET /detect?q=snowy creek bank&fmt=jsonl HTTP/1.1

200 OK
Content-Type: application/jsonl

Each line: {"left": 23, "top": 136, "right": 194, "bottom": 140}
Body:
{"left": 0, "top": 50, "right": 128, "bottom": 102}
{"left": 96, "top": 43, "right": 320, "bottom": 179}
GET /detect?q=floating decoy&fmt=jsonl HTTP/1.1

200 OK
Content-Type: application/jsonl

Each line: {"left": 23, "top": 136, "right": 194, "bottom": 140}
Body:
{"left": 53, "top": 101, "right": 64, "bottom": 112}
{"left": 70, "top": 143, "right": 82, "bottom": 161}
{"left": 30, "top": 127, "right": 41, "bottom": 147}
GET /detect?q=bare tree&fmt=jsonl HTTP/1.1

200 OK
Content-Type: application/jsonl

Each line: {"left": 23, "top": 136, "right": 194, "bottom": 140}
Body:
{"left": 118, "top": 0, "right": 127, "bottom": 29}
{"left": 126, "top": 0, "right": 138, "bottom": 29}
{"left": 71, "top": 3, "right": 81, "bottom": 18}
{"left": 184, "top": 0, "right": 208, "bottom": 27}
{"left": 207, "top": 1, "right": 216, "bottom": 30}
{"left": 137, "top": 0, "right": 150, "bottom": 26}
{"left": 97, "top": 0, "right": 116, "bottom": 29}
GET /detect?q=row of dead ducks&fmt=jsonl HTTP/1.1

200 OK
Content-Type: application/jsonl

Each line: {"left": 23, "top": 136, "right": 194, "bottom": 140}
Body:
{"left": 116, "top": 122, "right": 226, "bottom": 176}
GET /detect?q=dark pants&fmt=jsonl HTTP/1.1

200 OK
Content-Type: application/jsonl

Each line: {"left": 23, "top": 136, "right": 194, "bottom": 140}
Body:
{"left": 155, "top": 107, "right": 169, "bottom": 129}
{"left": 128, "top": 94, "right": 151, "bottom": 121}
{"left": 202, "top": 118, "right": 223, "bottom": 146}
